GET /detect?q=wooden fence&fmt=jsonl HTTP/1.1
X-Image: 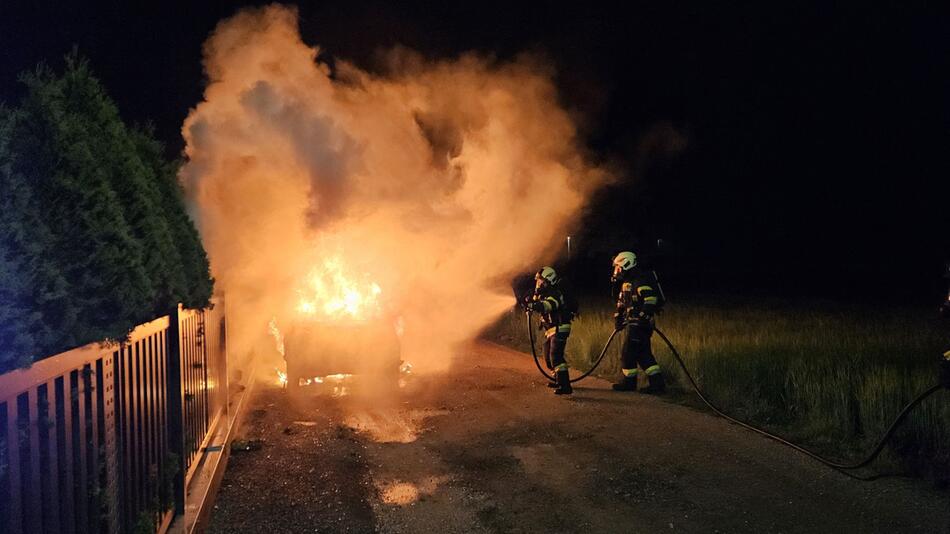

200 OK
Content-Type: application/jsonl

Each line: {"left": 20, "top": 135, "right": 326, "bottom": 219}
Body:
{"left": 0, "top": 302, "right": 228, "bottom": 533}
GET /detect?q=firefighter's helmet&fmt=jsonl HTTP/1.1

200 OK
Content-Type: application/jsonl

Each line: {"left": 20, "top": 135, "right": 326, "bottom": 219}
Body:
{"left": 613, "top": 251, "right": 638, "bottom": 272}
{"left": 536, "top": 266, "right": 558, "bottom": 286}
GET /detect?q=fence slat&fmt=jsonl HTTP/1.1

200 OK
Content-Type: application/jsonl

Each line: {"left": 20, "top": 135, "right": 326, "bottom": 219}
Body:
{"left": 73, "top": 369, "right": 89, "bottom": 531}
{"left": 133, "top": 342, "right": 144, "bottom": 524}
{"left": 26, "top": 388, "right": 43, "bottom": 532}
{"left": 93, "top": 358, "right": 106, "bottom": 533}
{"left": 101, "top": 353, "right": 118, "bottom": 534}
{"left": 43, "top": 380, "right": 60, "bottom": 534}
{"left": 58, "top": 377, "right": 75, "bottom": 534}
{"left": 139, "top": 341, "right": 149, "bottom": 522}
{"left": 130, "top": 341, "right": 140, "bottom": 521}
{"left": 166, "top": 307, "right": 186, "bottom": 516}
{"left": 84, "top": 363, "right": 100, "bottom": 533}
{"left": 183, "top": 316, "right": 192, "bottom": 469}
{"left": 0, "top": 402, "right": 9, "bottom": 532}
{"left": 192, "top": 315, "right": 199, "bottom": 464}
{"left": 159, "top": 330, "right": 169, "bottom": 513}
{"left": 192, "top": 314, "right": 199, "bottom": 464}
{"left": 156, "top": 333, "right": 166, "bottom": 501}
{"left": 149, "top": 334, "right": 161, "bottom": 523}
{"left": 201, "top": 313, "right": 210, "bottom": 442}
{"left": 119, "top": 346, "right": 131, "bottom": 532}
{"left": 6, "top": 396, "right": 22, "bottom": 534}
{"left": 191, "top": 315, "right": 198, "bottom": 473}
{"left": 148, "top": 337, "right": 158, "bottom": 519}
{"left": 143, "top": 337, "right": 153, "bottom": 520}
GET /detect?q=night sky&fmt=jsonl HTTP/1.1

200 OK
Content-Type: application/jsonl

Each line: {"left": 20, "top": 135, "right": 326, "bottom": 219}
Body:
{"left": 2, "top": 1, "right": 948, "bottom": 303}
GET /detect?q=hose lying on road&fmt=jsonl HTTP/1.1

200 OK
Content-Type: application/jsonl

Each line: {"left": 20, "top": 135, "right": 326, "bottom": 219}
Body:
{"left": 652, "top": 326, "right": 943, "bottom": 475}
{"left": 525, "top": 311, "right": 620, "bottom": 384}
{"left": 523, "top": 310, "right": 944, "bottom": 476}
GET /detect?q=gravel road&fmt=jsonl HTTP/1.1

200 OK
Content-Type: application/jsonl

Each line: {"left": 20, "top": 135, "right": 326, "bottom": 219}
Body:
{"left": 208, "top": 342, "right": 949, "bottom": 533}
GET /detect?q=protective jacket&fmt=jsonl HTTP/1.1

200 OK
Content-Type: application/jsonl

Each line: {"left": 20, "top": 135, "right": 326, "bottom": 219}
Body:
{"left": 615, "top": 269, "right": 660, "bottom": 324}
{"left": 532, "top": 285, "right": 573, "bottom": 338}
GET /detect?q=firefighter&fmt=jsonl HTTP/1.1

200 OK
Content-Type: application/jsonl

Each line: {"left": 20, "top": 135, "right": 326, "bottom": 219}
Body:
{"left": 527, "top": 266, "right": 574, "bottom": 395}
{"left": 611, "top": 251, "right": 667, "bottom": 394}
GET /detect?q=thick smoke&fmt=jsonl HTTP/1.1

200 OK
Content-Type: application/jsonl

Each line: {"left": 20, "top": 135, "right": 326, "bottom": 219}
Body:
{"left": 181, "top": 5, "right": 607, "bottom": 373}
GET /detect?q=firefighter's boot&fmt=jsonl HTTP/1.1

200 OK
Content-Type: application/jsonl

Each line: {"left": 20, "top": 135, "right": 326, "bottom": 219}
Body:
{"left": 641, "top": 372, "right": 667, "bottom": 394}
{"left": 612, "top": 375, "right": 637, "bottom": 392}
{"left": 553, "top": 369, "right": 573, "bottom": 395}
{"left": 547, "top": 379, "right": 559, "bottom": 388}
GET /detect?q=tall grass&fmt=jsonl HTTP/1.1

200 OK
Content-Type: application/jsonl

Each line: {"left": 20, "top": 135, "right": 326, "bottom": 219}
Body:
{"left": 483, "top": 296, "right": 950, "bottom": 481}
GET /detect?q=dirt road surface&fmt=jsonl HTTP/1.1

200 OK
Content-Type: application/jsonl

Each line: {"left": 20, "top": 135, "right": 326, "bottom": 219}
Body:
{"left": 208, "top": 342, "right": 949, "bottom": 533}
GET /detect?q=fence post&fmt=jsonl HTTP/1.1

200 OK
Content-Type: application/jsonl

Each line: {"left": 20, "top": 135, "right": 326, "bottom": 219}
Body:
{"left": 101, "top": 355, "right": 120, "bottom": 533}
{"left": 165, "top": 305, "right": 186, "bottom": 517}
{"left": 220, "top": 298, "right": 230, "bottom": 421}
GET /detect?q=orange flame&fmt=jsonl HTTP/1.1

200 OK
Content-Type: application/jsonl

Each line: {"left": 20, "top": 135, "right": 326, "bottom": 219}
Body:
{"left": 296, "top": 255, "right": 382, "bottom": 321}
{"left": 268, "top": 317, "right": 285, "bottom": 356}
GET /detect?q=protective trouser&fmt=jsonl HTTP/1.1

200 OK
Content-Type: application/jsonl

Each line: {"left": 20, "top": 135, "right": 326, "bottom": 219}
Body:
{"left": 544, "top": 331, "right": 573, "bottom": 395}
{"left": 543, "top": 332, "right": 570, "bottom": 373}
{"left": 620, "top": 321, "right": 661, "bottom": 380}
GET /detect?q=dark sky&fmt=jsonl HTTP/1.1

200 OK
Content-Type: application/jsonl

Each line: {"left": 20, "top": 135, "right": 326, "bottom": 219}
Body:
{"left": 2, "top": 1, "right": 948, "bottom": 302}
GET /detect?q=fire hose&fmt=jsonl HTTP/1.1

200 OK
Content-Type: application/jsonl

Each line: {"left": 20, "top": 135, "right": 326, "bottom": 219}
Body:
{"left": 525, "top": 310, "right": 946, "bottom": 477}
{"left": 525, "top": 310, "right": 620, "bottom": 383}
{"left": 652, "top": 327, "right": 944, "bottom": 476}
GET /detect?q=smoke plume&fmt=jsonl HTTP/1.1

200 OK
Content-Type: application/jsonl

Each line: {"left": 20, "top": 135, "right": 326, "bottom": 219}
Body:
{"left": 181, "top": 5, "right": 607, "bottom": 372}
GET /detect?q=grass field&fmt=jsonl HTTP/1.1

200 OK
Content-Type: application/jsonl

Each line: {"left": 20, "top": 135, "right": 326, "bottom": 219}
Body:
{"left": 483, "top": 296, "right": 950, "bottom": 482}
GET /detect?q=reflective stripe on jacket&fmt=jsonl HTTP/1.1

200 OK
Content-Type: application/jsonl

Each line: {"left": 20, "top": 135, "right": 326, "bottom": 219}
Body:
{"left": 533, "top": 286, "right": 571, "bottom": 335}
{"left": 615, "top": 269, "right": 659, "bottom": 321}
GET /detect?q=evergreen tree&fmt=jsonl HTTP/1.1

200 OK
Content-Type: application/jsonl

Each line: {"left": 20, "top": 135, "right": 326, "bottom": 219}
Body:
{"left": 0, "top": 106, "right": 74, "bottom": 370}
{"left": 55, "top": 54, "right": 186, "bottom": 314}
{"left": 130, "top": 127, "right": 213, "bottom": 308}
{"left": 0, "top": 53, "right": 214, "bottom": 371}
{"left": 0, "top": 106, "right": 41, "bottom": 370}
{"left": 13, "top": 61, "right": 154, "bottom": 345}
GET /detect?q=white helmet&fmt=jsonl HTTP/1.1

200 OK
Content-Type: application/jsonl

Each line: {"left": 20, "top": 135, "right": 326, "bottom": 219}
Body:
{"left": 613, "top": 251, "right": 637, "bottom": 272}
{"left": 536, "top": 266, "right": 558, "bottom": 285}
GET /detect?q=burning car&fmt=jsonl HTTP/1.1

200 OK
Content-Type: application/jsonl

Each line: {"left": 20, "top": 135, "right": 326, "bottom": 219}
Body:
{"left": 283, "top": 319, "right": 401, "bottom": 391}
{"left": 277, "top": 256, "right": 402, "bottom": 391}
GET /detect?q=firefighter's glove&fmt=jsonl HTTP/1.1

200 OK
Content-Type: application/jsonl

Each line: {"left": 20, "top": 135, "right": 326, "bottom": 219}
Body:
{"left": 940, "top": 355, "right": 950, "bottom": 390}
{"left": 613, "top": 313, "right": 625, "bottom": 330}
{"left": 528, "top": 300, "right": 545, "bottom": 313}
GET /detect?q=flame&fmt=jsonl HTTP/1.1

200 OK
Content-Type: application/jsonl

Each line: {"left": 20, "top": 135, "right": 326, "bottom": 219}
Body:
{"left": 276, "top": 368, "right": 287, "bottom": 386}
{"left": 295, "top": 256, "right": 383, "bottom": 321}
{"left": 299, "top": 373, "right": 353, "bottom": 396}
{"left": 182, "top": 6, "right": 609, "bottom": 373}
{"left": 268, "top": 317, "right": 285, "bottom": 356}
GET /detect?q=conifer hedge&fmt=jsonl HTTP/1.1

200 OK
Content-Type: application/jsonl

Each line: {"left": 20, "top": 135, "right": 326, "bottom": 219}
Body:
{"left": 0, "top": 53, "right": 213, "bottom": 372}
